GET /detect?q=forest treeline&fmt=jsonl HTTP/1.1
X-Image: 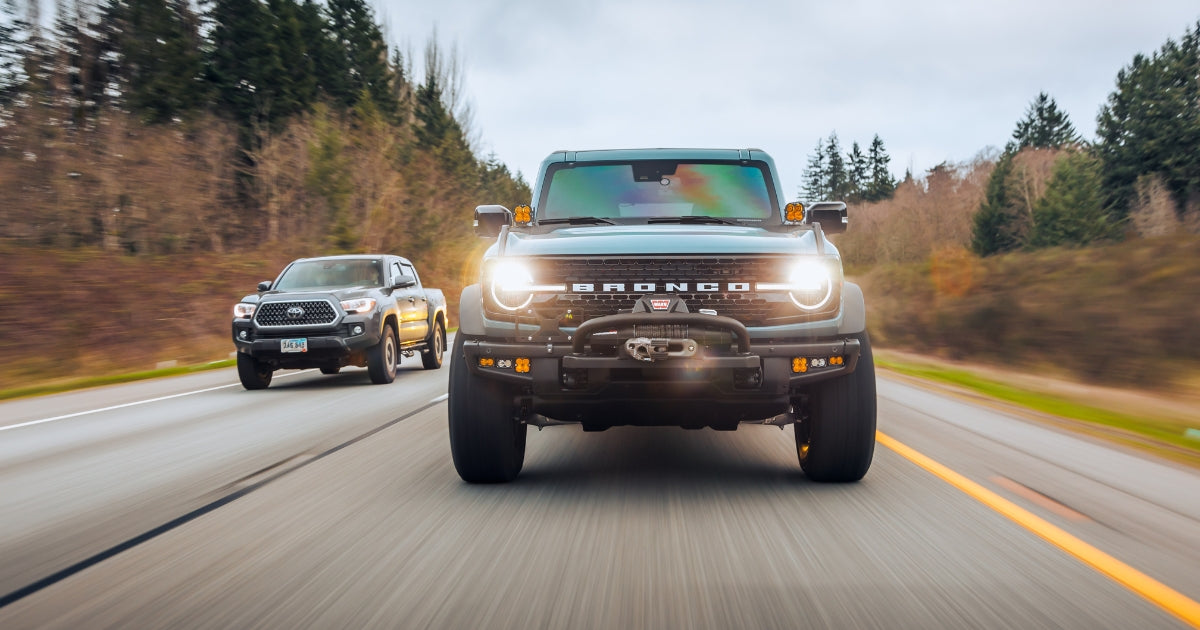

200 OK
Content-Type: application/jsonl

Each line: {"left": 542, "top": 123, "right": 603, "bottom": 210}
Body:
{"left": 836, "top": 20, "right": 1200, "bottom": 267}
{"left": 834, "top": 19, "right": 1200, "bottom": 388}
{"left": 0, "top": 0, "right": 530, "bottom": 268}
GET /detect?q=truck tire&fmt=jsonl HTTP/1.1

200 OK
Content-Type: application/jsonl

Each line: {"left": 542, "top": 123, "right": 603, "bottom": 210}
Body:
{"left": 448, "top": 334, "right": 526, "bottom": 483}
{"left": 367, "top": 324, "right": 398, "bottom": 384}
{"left": 795, "top": 331, "right": 877, "bottom": 482}
{"left": 237, "top": 353, "right": 273, "bottom": 390}
{"left": 421, "top": 320, "right": 445, "bottom": 370}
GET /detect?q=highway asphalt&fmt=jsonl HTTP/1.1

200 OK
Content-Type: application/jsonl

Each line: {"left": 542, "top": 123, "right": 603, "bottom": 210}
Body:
{"left": 1, "top": 343, "right": 1197, "bottom": 629}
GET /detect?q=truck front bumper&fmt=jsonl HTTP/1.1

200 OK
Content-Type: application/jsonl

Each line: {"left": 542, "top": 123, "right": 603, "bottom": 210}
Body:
{"left": 460, "top": 335, "right": 861, "bottom": 427}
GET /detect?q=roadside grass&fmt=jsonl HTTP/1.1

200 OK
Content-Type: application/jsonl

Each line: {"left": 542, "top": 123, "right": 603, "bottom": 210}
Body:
{"left": 876, "top": 353, "right": 1200, "bottom": 464}
{"left": 0, "top": 359, "right": 236, "bottom": 402}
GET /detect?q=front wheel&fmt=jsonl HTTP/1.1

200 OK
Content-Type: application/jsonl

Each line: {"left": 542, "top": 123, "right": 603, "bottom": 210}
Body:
{"left": 367, "top": 324, "right": 398, "bottom": 384}
{"left": 795, "top": 331, "right": 877, "bottom": 482}
{"left": 448, "top": 334, "right": 526, "bottom": 483}
{"left": 421, "top": 321, "right": 445, "bottom": 370}
{"left": 237, "top": 353, "right": 273, "bottom": 390}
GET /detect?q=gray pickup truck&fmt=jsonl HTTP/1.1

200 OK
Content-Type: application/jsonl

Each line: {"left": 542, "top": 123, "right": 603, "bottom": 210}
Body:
{"left": 449, "top": 149, "right": 876, "bottom": 484}
{"left": 232, "top": 254, "right": 446, "bottom": 389}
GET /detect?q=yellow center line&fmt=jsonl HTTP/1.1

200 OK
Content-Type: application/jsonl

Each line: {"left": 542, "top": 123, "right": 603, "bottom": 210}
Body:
{"left": 876, "top": 430, "right": 1200, "bottom": 629}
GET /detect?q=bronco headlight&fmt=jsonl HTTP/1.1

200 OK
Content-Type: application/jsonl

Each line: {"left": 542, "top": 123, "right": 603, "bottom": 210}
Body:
{"left": 233, "top": 303, "right": 257, "bottom": 319}
{"left": 786, "top": 259, "right": 835, "bottom": 311}
{"left": 758, "top": 259, "right": 837, "bottom": 311}
{"left": 489, "top": 259, "right": 537, "bottom": 311}
{"left": 487, "top": 259, "right": 565, "bottom": 311}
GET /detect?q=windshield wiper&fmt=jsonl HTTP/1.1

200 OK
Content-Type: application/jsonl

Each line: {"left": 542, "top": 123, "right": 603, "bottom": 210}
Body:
{"left": 646, "top": 215, "right": 738, "bottom": 225}
{"left": 538, "top": 216, "right": 616, "bottom": 225}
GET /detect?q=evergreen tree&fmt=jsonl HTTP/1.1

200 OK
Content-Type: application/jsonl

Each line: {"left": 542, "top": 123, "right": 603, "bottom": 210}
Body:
{"left": 800, "top": 138, "right": 825, "bottom": 202}
{"left": 112, "top": 0, "right": 206, "bottom": 123}
{"left": 846, "top": 141, "right": 868, "bottom": 202}
{"left": 325, "top": 0, "right": 394, "bottom": 116}
{"left": 971, "top": 151, "right": 1024, "bottom": 255}
{"left": 265, "top": 0, "right": 315, "bottom": 118}
{"left": 823, "top": 132, "right": 848, "bottom": 200}
{"left": 1030, "top": 150, "right": 1123, "bottom": 247}
{"left": 207, "top": 0, "right": 286, "bottom": 128}
{"left": 1009, "top": 92, "right": 1080, "bottom": 151}
{"left": 866, "top": 134, "right": 895, "bottom": 201}
{"left": 296, "top": 0, "right": 345, "bottom": 100}
{"left": 1096, "top": 21, "right": 1200, "bottom": 220}
{"left": 0, "top": 0, "right": 26, "bottom": 104}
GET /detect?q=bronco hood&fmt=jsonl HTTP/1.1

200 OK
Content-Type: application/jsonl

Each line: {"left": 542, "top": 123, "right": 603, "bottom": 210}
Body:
{"left": 495, "top": 225, "right": 824, "bottom": 257}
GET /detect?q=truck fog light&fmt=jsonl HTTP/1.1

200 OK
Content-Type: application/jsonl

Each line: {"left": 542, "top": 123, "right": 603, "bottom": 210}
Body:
{"left": 352, "top": 324, "right": 364, "bottom": 335}
{"left": 238, "top": 330, "right": 248, "bottom": 340}
{"left": 792, "top": 357, "right": 808, "bottom": 373}
{"left": 515, "top": 358, "right": 531, "bottom": 373}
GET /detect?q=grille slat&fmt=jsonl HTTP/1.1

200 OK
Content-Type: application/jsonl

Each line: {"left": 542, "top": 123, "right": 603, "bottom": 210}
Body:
{"left": 255, "top": 300, "right": 338, "bottom": 327}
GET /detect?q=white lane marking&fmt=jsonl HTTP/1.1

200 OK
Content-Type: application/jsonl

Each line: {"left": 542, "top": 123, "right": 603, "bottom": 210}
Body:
{"left": 430, "top": 393, "right": 448, "bottom": 403}
{"left": 0, "top": 370, "right": 314, "bottom": 432}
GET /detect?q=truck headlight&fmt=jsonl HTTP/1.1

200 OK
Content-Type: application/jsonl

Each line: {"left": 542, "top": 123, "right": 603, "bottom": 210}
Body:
{"left": 786, "top": 259, "right": 835, "bottom": 311}
{"left": 340, "top": 298, "right": 377, "bottom": 314}
{"left": 490, "top": 260, "right": 536, "bottom": 311}
{"left": 233, "top": 303, "right": 257, "bottom": 319}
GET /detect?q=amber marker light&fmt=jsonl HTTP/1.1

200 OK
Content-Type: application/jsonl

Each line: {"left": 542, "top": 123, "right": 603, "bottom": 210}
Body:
{"left": 514, "top": 205, "right": 532, "bottom": 224}
{"left": 830, "top": 356, "right": 844, "bottom": 366}
{"left": 785, "top": 202, "right": 805, "bottom": 222}
{"left": 479, "top": 357, "right": 495, "bottom": 367}
{"left": 515, "top": 358, "right": 531, "bottom": 373}
{"left": 792, "top": 357, "right": 808, "bottom": 373}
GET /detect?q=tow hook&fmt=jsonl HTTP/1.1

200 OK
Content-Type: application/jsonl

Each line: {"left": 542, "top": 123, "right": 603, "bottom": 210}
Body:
{"left": 623, "top": 337, "right": 698, "bottom": 362}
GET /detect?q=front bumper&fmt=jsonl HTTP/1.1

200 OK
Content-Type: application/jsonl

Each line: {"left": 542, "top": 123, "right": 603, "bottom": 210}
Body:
{"left": 231, "top": 313, "right": 382, "bottom": 367}
{"left": 460, "top": 334, "right": 860, "bottom": 426}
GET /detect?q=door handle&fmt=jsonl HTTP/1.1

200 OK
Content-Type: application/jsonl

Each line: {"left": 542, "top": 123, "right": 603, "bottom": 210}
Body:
{"left": 409, "top": 297, "right": 416, "bottom": 303}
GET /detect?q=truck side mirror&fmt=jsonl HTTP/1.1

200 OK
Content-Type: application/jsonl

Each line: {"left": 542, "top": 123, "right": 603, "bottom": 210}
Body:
{"left": 474, "top": 205, "right": 513, "bottom": 238}
{"left": 805, "top": 201, "right": 848, "bottom": 235}
{"left": 392, "top": 274, "right": 416, "bottom": 289}
{"left": 257, "top": 280, "right": 272, "bottom": 291}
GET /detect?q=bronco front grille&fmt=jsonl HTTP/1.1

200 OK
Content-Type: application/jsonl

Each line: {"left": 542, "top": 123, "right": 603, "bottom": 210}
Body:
{"left": 255, "top": 300, "right": 338, "bottom": 327}
{"left": 487, "top": 255, "right": 838, "bottom": 327}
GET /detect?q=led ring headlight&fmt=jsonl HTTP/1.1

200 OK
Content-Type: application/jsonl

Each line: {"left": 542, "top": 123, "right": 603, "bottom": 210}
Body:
{"left": 489, "top": 260, "right": 536, "bottom": 311}
{"left": 786, "top": 259, "right": 834, "bottom": 311}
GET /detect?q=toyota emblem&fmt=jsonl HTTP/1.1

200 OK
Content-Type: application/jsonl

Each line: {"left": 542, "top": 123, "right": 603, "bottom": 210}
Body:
{"left": 286, "top": 306, "right": 305, "bottom": 319}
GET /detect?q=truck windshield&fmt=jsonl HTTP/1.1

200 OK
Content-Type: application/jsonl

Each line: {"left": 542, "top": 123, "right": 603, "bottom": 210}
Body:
{"left": 539, "top": 162, "right": 775, "bottom": 221}
{"left": 275, "top": 260, "right": 383, "bottom": 290}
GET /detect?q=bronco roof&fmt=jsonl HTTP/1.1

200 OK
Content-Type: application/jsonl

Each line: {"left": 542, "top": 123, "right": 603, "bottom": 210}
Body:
{"left": 541, "top": 148, "right": 770, "bottom": 164}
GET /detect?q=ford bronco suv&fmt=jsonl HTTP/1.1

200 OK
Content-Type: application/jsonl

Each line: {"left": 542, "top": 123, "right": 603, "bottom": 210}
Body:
{"left": 449, "top": 149, "right": 875, "bottom": 483}
{"left": 232, "top": 254, "right": 446, "bottom": 389}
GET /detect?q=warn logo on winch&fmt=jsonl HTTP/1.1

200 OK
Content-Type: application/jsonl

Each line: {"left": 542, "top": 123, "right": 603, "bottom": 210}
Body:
{"left": 569, "top": 282, "right": 750, "bottom": 292}
{"left": 650, "top": 299, "right": 671, "bottom": 310}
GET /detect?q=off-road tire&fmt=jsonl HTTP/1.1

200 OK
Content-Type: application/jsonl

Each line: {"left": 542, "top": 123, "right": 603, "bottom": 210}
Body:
{"left": 367, "top": 324, "right": 398, "bottom": 384}
{"left": 421, "top": 321, "right": 445, "bottom": 370}
{"left": 795, "top": 331, "right": 877, "bottom": 482}
{"left": 448, "top": 334, "right": 526, "bottom": 483}
{"left": 237, "top": 353, "right": 273, "bottom": 390}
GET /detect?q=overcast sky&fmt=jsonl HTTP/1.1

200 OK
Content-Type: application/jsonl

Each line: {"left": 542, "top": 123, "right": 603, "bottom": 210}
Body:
{"left": 375, "top": 0, "right": 1199, "bottom": 197}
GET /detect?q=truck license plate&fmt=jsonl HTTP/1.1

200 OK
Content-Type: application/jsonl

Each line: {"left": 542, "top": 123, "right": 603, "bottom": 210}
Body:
{"left": 281, "top": 338, "right": 308, "bottom": 353}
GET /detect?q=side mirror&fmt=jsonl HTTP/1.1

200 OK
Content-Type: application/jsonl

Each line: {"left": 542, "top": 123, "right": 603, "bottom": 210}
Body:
{"left": 257, "top": 280, "right": 272, "bottom": 291}
{"left": 805, "top": 201, "right": 848, "bottom": 235}
{"left": 392, "top": 274, "right": 416, "bottom": 289}
{"left": 474, "top": 205, "right": 513, "bottom": 238}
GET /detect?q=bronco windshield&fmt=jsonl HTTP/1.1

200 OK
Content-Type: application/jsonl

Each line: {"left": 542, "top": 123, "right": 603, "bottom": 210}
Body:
{"left": 274, "top": 259, "right": 383, "bottom": 290}
{"left": 539, "top": 161, "right": 776, "bottom": 222}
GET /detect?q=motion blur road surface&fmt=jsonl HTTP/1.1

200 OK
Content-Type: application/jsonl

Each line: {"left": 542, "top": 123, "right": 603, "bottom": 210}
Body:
{"left": 1, "top": 341, "right": 1198, "bottom": 629}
